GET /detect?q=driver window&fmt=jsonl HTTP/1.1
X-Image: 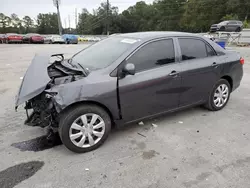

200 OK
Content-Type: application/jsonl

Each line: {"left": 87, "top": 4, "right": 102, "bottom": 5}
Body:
{"left": 126, "top": 39, "right": 175, "bottom": 73}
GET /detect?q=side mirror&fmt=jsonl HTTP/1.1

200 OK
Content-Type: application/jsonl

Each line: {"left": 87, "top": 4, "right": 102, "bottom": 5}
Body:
{"left": 123, "top": 63, "right": 135, "bottom": 75}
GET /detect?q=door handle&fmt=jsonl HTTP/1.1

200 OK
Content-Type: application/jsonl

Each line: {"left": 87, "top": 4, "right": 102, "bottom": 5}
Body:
{"left": 169, "top": 71, "right": 179, "bottom": 76}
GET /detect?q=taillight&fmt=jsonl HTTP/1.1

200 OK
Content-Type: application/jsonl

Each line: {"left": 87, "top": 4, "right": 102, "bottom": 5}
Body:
{"left": 240, "top": 57, "right": 244, "bottom": 65}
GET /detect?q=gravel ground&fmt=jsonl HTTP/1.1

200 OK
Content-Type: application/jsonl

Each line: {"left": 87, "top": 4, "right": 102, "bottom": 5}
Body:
{"left": 0, "top": 44, "right": 250, "bottom": 188}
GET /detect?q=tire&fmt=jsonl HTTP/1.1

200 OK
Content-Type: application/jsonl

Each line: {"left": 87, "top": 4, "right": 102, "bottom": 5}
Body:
{"left": 49, "top": 40, "right": 52, "bottom": 44}
{"left": 59, "top": 104, "right": 111, "bottom": 153}
{"left": 220, "top": 26, "right": 225, "bottom": 31}
{"left": 235, "top": 27, "right": 241, "bottom": 32}
{"left": 204, "top": 79, "right": 231, "bottom": 111}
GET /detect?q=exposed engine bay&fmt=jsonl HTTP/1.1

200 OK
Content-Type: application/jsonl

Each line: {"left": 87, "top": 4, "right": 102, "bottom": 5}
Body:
{"left": 23, "top": 55, "right": 86, "bottom": 129}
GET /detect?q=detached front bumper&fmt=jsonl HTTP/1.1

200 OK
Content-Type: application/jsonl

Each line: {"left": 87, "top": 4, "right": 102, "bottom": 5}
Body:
{"left": 24, "top": 93, "right": 59, "bottom": 128}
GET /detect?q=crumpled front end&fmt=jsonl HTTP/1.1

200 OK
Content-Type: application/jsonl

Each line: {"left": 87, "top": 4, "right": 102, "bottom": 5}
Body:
{"left": 16, "top": 53, "right": 85, "bottom": 128}
{"left": 24, "top": 93, "right": 59, "bottom": 128}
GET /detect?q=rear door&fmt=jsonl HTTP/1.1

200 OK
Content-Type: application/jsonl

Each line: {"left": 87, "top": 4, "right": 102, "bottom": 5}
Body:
{"left": 118, "top": 38, "right": 182, "bottom": 122}
{"left": 177, "top": 38, "right": 221, "bottom": 107}
{"left": 228, "top": 21, "right": 238, "bottom": 31}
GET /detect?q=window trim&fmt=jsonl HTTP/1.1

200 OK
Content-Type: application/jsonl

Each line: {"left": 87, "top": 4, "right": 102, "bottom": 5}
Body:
{"left": 229, "top": 21, "right": 237, "bottom": 25}
{"left": 177, "top": 37, "right": 217, "bottom": 61}
{"left": 124, "top": 38, "right": 177, "bottom": 73}
{"left": 206, "top": 43, "right": 216, "bottom": 56}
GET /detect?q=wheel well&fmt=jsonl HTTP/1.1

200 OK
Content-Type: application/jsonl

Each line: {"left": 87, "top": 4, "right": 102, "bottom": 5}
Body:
{"left": 59, "top": 101, "right": 114, "bottom": 123}
{"left": 221, "top": 75, "right": 233, "bottom": 89}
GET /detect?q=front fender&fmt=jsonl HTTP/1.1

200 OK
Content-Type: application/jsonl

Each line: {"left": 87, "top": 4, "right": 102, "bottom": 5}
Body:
{"left": 46, "top": 76, "right": 120, "bottom": 120}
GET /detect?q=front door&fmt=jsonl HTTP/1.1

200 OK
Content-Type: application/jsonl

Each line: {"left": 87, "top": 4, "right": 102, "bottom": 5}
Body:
{"left": 118, "top": 39, "right": 182, "bottom": 122}
{"left": 177, "top": 38, "right": 221, "bottom": 106}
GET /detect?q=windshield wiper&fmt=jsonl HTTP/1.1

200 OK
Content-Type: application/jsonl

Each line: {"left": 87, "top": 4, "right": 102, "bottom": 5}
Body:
{"left": 77, "top": 63, "right": 89, "bottom": 76}
{"left": 67, "top": 58, "right": 76, "bottom": 67}
{"left": 64, "top": 58, "right": 89, "bottom": 76}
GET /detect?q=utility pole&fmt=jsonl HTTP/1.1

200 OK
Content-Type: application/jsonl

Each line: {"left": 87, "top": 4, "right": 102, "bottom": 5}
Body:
{"left": 53, "top": 0, "right": 62, "bottom": 35}
{"left": 64, "top": 18, "right": 67, "bottom": 29}
{"left": 68, "top": 15, "right": 71, "bottom": 31}
{"left": 75, "top": 8, "right": 78, "bottom": 29}
{"left": 106, "top": 0, "right": 109, "bottom": 35}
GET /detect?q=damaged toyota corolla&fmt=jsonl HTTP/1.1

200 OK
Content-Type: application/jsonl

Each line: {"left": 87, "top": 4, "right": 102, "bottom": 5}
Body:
{"left": 15, "top": 32, "right": 243, "bottom": 153}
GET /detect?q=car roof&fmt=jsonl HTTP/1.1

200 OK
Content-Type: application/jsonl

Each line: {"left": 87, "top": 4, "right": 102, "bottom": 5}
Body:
{"left": 115, "top": 31, "right": 200, "bottom": 40}
{"left": 224, "top": 20, "right": 242, "bottom": 22}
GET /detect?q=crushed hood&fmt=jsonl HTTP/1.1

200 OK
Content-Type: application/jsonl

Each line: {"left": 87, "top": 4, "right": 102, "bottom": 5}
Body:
{"left": 15, "top": 54, "right": 51, "bottom": 109}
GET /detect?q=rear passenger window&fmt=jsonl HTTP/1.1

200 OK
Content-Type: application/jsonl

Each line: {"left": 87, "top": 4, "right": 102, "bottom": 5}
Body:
{"left": 127, "top": 39, "right": 175, "bottom": 72}
{"left": 179, "top": 38, "right": 208, "bottom": 61}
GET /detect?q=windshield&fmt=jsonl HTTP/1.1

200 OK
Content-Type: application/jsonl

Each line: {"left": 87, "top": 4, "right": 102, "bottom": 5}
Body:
{"left": 71, "top": 37, "right": 138, "bottom": 70}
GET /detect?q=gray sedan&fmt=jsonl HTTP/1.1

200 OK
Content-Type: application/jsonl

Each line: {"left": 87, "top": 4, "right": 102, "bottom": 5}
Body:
{"left": 210, "top": 20, "right": 243, "bottom": 32}
{"left": 15, "top": 32, "right": 244, "bottom": 153}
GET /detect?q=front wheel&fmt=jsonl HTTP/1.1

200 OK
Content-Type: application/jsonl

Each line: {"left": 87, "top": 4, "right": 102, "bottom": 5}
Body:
{"left": 59, "top": 105, "right": 111, "bottom": 153}
{"left": 220, "top": 26, "right": 226, "bottom": 31}
{"left": 204, "top": 79, "right": 231, "bottom": 111}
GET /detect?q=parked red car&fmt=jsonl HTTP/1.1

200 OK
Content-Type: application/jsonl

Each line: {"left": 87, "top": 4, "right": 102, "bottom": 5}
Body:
{"left": 0, "top": 34, "right": 4, "bottom": 43}
{"left": 3, "top": 33, "right": 23, "bottom": 44}
{"left": 23, "top": 33, "right": 44, "bottom": 44}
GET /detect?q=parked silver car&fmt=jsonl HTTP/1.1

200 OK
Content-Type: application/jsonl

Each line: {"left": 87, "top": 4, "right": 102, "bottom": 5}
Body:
{"left": 210, "top": 20, "right": 243, "bottom": 32}
{"left": 45, "top": 35, "right": 65, "bottom": 44}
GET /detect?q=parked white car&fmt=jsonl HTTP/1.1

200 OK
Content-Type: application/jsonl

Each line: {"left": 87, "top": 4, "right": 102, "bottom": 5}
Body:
{"left": 86, "top": 36, "right": 101, "bottom": 42}
{"left": 45, "top": 35, "right": 65, "bottom": 44}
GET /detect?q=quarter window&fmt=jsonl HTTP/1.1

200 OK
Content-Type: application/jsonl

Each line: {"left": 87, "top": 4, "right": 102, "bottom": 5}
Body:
{"left": 206, "top": 44, "right": 216, "bottom": 56}
{"left": 127, "top": 39, "right": 175, "bottom": 72}
{"left": 179, "top": 38, "right": 210, "bottom": 61}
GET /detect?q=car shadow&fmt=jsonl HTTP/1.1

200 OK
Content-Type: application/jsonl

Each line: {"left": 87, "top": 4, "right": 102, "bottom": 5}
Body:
{"left": 112, "top": 106, "right": 209, "bottom": 133}
{"left": 11, "top": 106, "right": 210, "bottom": 153}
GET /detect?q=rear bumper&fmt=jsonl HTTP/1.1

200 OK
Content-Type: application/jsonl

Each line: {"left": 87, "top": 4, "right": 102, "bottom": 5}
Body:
{"left": 8, "top": 39, "right": 23, "bottom": 42}
{"left": 32, "top": 40, "right": 44, "bottom": 43}
{"left": 53, "top": 41, "right": 65, "bottom": 44}
{"left": 232, "top": 66, "right": 243, "bottom": 92}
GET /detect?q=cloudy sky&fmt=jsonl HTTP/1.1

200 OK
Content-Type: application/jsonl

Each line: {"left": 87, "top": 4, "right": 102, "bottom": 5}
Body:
{"left": 1, "top": 0, "right": 154, "bottom": 28}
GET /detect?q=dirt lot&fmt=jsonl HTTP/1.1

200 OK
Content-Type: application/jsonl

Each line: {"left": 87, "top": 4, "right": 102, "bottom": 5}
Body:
{"left": 0, "top": 44, "right": 250, "bottom": 188}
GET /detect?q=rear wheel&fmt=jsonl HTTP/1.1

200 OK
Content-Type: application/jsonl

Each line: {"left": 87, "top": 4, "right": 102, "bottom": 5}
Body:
{"left": 204, "top": 79, "right": 231, "bottom": 111}
{"left": 235, "top": 27, "right": 241, "bottom": 32}
{"left": 59, "top": 105, "right": 111, "bottom": 153}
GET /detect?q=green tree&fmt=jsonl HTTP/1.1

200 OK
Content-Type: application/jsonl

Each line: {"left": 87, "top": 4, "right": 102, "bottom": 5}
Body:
{"left": 154, "top": 0, "right": 186, "bottom": 31}
{"left": 77, "top": 3, "right": 120, "bottom": 35}
{"left": 23, "top": 16, "right": 34, "bottom": 33}
{"left": 181, "top": 0, "right": 228, "bottom": 32}
{"left": 37, "top": 13, "right": 58, "bottom": 34}
{"left": 0, "top": 13, "right": 12, "bottom": 32}
{"left": 226, "top": 0, "right": 250, "bottom": 21}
